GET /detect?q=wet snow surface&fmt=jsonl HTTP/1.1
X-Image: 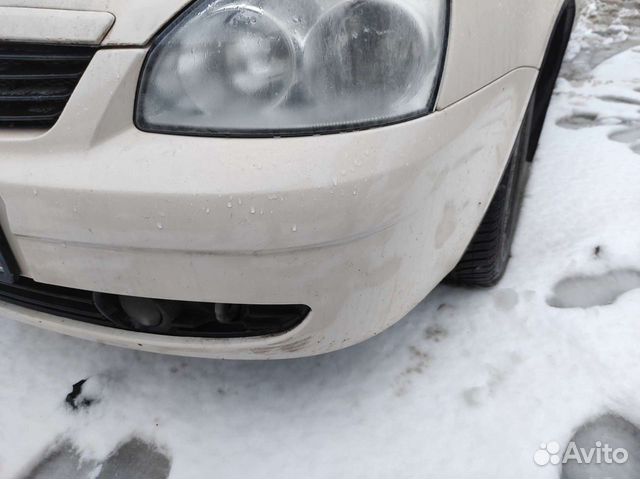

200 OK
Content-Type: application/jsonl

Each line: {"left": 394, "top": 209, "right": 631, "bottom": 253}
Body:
{"left": 3, "top": 1, "right": 640, "bottom": 478}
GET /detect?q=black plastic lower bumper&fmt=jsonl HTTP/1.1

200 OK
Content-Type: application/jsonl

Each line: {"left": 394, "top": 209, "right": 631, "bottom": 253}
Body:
{"left": 0, "top": 277, "right": 309, "bottom": 338}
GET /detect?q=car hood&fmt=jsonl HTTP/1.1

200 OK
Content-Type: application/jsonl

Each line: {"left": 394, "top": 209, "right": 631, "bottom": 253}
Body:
{"left": 0, "top": 0, "right": 191, "bottom": 45}
{"left": 1, "top": 0, "right": 589, "bottom": 47}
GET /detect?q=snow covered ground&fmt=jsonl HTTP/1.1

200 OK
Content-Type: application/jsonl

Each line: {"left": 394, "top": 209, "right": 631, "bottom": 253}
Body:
{"left": 2, "top": 1, "right": 640, "bottom": 478}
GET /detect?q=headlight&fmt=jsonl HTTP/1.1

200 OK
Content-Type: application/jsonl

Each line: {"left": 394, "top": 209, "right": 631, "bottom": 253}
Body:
{"left": 136, "top": 0, "right": 448, "bottom": 137}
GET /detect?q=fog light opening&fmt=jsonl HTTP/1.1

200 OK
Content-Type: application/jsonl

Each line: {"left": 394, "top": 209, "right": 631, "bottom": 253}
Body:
{"left": 118, "top": 296, "right": 181, "bottom": 332}
{"left": 92, "top": 292, "right": 309, "bottom": 338}
{"left": 214, "top": 303, "right": 244, "bottom": 324}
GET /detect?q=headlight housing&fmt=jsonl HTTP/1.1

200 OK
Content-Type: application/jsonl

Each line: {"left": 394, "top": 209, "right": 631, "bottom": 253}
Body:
{"left": 136, "top": 0, "right": 448, "bottom": 137}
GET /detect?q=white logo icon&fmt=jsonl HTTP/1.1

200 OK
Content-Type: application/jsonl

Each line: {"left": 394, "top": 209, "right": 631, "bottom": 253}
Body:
{"left": 534, "top": 442, "right": 561, "bottom": 466}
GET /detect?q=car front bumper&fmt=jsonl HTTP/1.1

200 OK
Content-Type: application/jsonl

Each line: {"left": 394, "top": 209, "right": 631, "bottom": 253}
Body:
{"left": 0, "top": 50, "right": 537, "bottom": 358}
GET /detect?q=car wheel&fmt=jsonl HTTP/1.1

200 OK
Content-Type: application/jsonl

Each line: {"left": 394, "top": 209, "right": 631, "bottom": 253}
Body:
{"left": 446, "top": 0, "right": 576, "bottom": 287}
{"left": 446, "top": 97, "right": 534, "bottom": 287}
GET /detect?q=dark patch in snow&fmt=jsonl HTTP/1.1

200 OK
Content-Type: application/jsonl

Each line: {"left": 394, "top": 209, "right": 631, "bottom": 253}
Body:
{"left": 556, "top": 111, "right": 640, "bottom": 151}
{"left": 557, "top": 112, "right": 600, "bottom": 129}
{"left": 557, "top": 38, "right": 640, "bottom": 154}
{"left": 23, "top": 437, "right": 171, "bottom": 479}
{"left": 97, "top": 437, "right": 171, "bottom": 479}
{"left": 437, "top": 303, "right": 450, "bottom": 312}
{"left": 65, "top": 379, "right": 94, "bottom": 411}
{"left": 493, "top": 289, "right": 519, "bottom": 312}
{"left": 597, "top": 95, "right": 640, "bottom": 106}
{"left": 547, "top": 269, "right": 640, "bottom": 308}
{"left": 562, "top": 0, "right": 640, "bottom": 80}
{"left": 562, "top": 414, "right": 640, "bottom": 479}
{"left": 425, "top": 325, "right": 448, "bottom": 343}
{"left": 594, "top": 245, "right": 602, "bottom": 258}
{"left": 462, "top": 353, "right": 523, "bottom": 407}
{"left": 608, "top": 121, "right": 640, "bottom": 155}
{"left": 406, "top": 346, "right": 430, "bottom": 373}
{"left": 609, "top": 126, "right": 640, "bottom": 144}
{"left": 462, "top": 387, "right": 485, "bottom": 408}
{"left": 557, "top": 108, "right": 640, "bottom": 155}
{"left": 394, "top": 347, "right": 431, "bottom": 397}
{"left": 462, "top": 369, "right": 507, "bottom": 407}
{"left": 23, "top": 440, "right": 98, "bottom": 479}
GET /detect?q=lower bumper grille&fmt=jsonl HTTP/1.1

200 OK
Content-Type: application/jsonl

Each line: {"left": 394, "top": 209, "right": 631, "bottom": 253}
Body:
{"left": 0, "top": 277, "right": 103, "bottom": 322}
{"left": 0, "top": 277, "right": 309, "bottom": 338}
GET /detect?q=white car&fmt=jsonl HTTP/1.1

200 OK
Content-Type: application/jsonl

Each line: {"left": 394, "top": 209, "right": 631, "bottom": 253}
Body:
{"left": 0, "top": 0, "right": 581, "bottom": 358}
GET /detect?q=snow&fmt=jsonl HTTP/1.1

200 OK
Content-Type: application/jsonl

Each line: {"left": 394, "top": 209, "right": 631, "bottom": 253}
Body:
{"left": 3, "top": 1, "right": 640, "bottom": 477}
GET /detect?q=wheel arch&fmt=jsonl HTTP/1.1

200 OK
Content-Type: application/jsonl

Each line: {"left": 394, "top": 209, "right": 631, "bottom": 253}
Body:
{"left": 528, "top": 0, "right": 577, "bottom": 160}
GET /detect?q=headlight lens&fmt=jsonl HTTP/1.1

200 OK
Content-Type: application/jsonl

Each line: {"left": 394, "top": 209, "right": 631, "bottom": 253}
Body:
{"left": 136, "top": 0, "right": 448, "bottom": 136}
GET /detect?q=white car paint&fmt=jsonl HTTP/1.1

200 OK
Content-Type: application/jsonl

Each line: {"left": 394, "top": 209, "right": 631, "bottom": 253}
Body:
{"left": 0, "top": 7, "right": 114, "bottom": 45}
{"left": 0, "top": 0, "right": 579, "bottom": 358}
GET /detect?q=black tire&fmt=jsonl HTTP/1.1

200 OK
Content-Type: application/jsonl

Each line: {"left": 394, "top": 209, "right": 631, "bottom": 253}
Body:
{"left": 446, "top": 0, "right": 576, "bottom": 287}
{"left": 446, "top": 100, "right": 534, "bottom": 287}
